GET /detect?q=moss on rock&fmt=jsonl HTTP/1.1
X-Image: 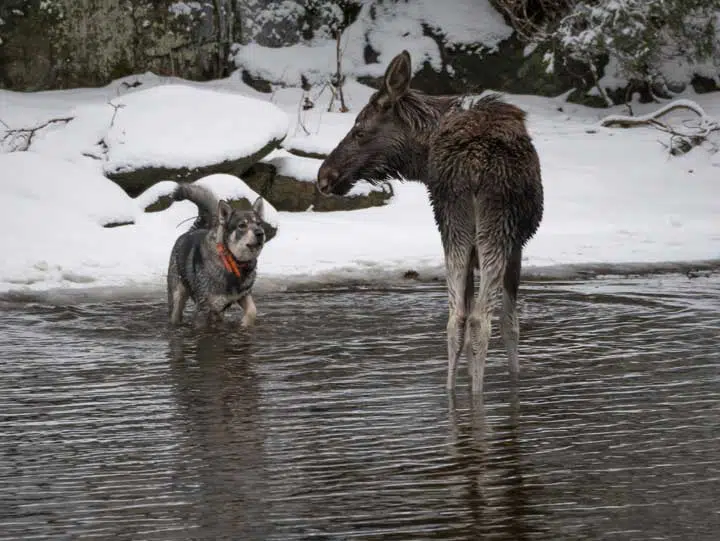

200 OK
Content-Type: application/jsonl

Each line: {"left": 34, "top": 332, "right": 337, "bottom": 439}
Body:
{"left": 107, "top": 138, "right": 283, "bottom": 197}
{"left": 242, "top": 162, "right": 392, "bottom": 212}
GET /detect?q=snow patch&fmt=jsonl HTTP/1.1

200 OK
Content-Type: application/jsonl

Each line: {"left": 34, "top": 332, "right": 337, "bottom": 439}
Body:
{"left": 262, "top": 149, "right": 322, "bottom": 183}
{"left": 0, "top": 152, "right": 137, "bottom": 226}
{"left": 346, "top": 181, "right": 391, "bottom": 197}
{"left": 193, "top": 174, "right": 280, "bottom": 228}
{"left": 134, "top": 180, "right": 179, "bottom": 210}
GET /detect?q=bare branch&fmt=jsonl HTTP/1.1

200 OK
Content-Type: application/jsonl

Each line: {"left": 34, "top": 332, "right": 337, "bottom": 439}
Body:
{"left": 107, "top": 101, "right": 126, "bottom": 129}
{"left": 1, "top": 116, "right": 74, "bottom": 152}
{"left": 334, "top": 30, "right": 348, "bottom": 113}
{"left": 600, "top": 99, "right": 715, "bottom": 127}
{"left": 599, "top": 99, "right": 720, "bottom": 156}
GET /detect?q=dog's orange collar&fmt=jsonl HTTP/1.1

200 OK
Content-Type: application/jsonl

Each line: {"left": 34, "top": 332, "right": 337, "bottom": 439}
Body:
{"left": 216, "top": 243, "right": 247, "bottom": 278}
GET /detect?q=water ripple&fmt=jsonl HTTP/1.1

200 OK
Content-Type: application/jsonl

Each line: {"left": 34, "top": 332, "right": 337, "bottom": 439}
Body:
{"left": 0, "top": 273, "right": 718, "bottom": 540}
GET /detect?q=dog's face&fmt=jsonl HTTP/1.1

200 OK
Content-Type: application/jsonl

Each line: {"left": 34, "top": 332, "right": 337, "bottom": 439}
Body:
{"left": 217, "top": 198, "right": 266, "bottom": 262}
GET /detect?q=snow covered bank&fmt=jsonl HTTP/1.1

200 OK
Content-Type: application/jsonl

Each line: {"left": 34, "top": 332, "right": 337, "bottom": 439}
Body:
{"left": 0, "top": 74, "right": 719, "bottom": 294}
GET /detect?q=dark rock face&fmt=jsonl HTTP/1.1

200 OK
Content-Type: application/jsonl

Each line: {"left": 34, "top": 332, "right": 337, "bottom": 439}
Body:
{"left": 360, "top": 35, "right": 593, "bottom": 101}
{"left": 0, "top": 0, "right": 222, "bottom": 91}
{"left": 0, "top": 1, "right": 589, "bottom": 100}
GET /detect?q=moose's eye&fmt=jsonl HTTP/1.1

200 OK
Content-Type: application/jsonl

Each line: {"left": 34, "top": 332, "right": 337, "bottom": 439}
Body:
{"left": 353, "top": 129, "right": 366, "bottom": 140}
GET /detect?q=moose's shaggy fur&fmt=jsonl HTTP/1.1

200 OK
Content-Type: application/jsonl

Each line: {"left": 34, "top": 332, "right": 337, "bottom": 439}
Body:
{"left": 317, "top": 50, "right": 544, "bottom": 393}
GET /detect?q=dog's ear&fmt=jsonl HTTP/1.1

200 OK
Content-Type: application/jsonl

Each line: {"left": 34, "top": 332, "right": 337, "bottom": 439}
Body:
{"left": 217, "top": 200, "right": 232, "bottom": 225}
{"left": 251, "top": 196, "right": 264, "bottom": 218}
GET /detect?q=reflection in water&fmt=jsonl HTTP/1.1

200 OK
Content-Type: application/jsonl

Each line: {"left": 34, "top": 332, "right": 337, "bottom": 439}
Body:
{"left": 0, "top": 273, "right": 719, "bottom": 540}
{"left": 447, "top": 391, "right": 550, "bottom": 541}
{"left": 168, "top": 331, "right": 271, "bottom": 540}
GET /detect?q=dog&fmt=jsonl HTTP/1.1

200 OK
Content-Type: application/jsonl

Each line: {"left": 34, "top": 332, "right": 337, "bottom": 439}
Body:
{"left": 167, "top": 183, "right": 267, "bottom": 328}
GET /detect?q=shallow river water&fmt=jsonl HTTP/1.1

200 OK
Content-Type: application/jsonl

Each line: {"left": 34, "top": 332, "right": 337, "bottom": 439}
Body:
{"left": 1, "top": 273, "right": 719, "bottom": 540}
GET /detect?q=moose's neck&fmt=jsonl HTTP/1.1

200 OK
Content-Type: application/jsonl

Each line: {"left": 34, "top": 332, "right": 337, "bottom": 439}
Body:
{"left": 393, "top": 92, "right": 460, "bottom": 183}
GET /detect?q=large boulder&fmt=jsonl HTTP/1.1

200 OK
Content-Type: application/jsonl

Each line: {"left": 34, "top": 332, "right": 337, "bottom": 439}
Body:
{"left": 102, "top": 85, "right": 288, "bottom": 196}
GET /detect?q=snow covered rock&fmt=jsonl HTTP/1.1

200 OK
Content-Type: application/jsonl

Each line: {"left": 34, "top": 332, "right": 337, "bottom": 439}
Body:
{"left": 242, "top": 150, "right": 393, "bottom": 212}
{"left": 135, "top": 174, "right": 279, "bottom": 242}
{"left": 102, "top": 85, "right": 289, "bottom": 196}
{"left": 0, "top": 151, "right": 138, "bottom": 228}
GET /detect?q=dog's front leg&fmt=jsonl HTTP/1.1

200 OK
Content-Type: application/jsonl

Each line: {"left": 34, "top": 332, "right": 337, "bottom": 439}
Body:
{"left": 239, "top": 295, "right": 257, "bottom": 328}
{"left": 193, "top": 299, "right": 224, "bottom": 330}
{"left": 192, "top": 303, "right": 212, "bottom": 330}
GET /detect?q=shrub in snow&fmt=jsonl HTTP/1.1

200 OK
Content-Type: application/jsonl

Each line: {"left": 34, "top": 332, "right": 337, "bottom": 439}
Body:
{"left": 555, "top": 0, "right": 720, "bottom": 101}
{"left": 496, "top": 0, "right": 720, "bottom": 103}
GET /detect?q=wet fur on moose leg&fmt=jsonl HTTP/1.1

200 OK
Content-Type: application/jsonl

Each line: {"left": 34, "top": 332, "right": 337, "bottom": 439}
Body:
{"left": 167, "top": 184, "right": 267, "bottom": 329}
{"left": 317, "top": 50, "right": 544, "bottom": 393}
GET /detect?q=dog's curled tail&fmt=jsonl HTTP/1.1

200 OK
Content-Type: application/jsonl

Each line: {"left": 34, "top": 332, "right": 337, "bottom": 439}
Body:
{"left": 173, "top": 183, "right": 218, "bottom": 231}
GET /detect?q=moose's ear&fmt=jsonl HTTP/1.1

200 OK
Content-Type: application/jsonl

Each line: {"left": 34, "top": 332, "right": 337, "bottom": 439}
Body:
{"left": 217, "top": 200, "right": 232, "bottom": 225}
{"left": 381, "top": 50, "right": 411, "bottom": 103}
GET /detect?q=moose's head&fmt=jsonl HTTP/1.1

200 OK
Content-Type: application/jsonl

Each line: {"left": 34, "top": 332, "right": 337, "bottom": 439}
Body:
{"left": 316, "top": 50, "right": 417, "bottom": 196}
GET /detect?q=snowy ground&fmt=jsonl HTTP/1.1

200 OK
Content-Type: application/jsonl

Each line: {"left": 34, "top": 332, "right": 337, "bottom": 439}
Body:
{"left": 0, "top": 70, "right": 719, "bottom": 294}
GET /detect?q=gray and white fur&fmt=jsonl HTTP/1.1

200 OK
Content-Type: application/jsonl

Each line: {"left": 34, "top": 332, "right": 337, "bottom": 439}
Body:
{"left": 317, "top": 50, "right": 544, "bottom": 393}
{"left": 167, "top": 183, "right": 266, "bottom": 328}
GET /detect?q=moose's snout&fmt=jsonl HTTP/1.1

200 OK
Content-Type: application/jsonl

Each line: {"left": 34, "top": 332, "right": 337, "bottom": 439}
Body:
{"left": 317, "top": 164, "right": 339, "bottom": 195}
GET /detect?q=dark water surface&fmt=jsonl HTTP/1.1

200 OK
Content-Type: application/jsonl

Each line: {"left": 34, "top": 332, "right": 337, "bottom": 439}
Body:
{"left": 1, "top": 274, "right": 719, "bottom": 541}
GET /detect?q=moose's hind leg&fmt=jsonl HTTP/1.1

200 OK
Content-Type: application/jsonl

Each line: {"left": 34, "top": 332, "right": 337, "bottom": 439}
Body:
{"left": 501, "top": 245, "right": 522, "bottom": 379}
{"left": 467, "top": 253, "right": 504, "bottom": 394}
{"left": 445, "top": 248, "right": 474, "bottom": 391}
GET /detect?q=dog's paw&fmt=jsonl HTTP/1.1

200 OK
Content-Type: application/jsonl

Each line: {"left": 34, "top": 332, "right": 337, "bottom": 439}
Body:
{"left": 239, "top": 296, "right": 257, "bottom": 328}
{"left": 239, "top": 315, "right": 256, "bottom": 328}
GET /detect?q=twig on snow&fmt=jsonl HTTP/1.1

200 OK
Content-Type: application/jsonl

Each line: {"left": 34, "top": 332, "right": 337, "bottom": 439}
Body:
{"left": 599, "top": 99, "right": 720, "bottom": 156}
{"left": 107, "top": 101, "right": 126, "bottom": 129}
{"left": 1, "top": 116, "right": 74, "bottom": 151}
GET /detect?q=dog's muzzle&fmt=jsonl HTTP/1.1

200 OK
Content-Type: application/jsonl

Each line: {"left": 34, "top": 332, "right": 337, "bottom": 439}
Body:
{"left": 249, "top": 228, "right": 265, "bottom": 248}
